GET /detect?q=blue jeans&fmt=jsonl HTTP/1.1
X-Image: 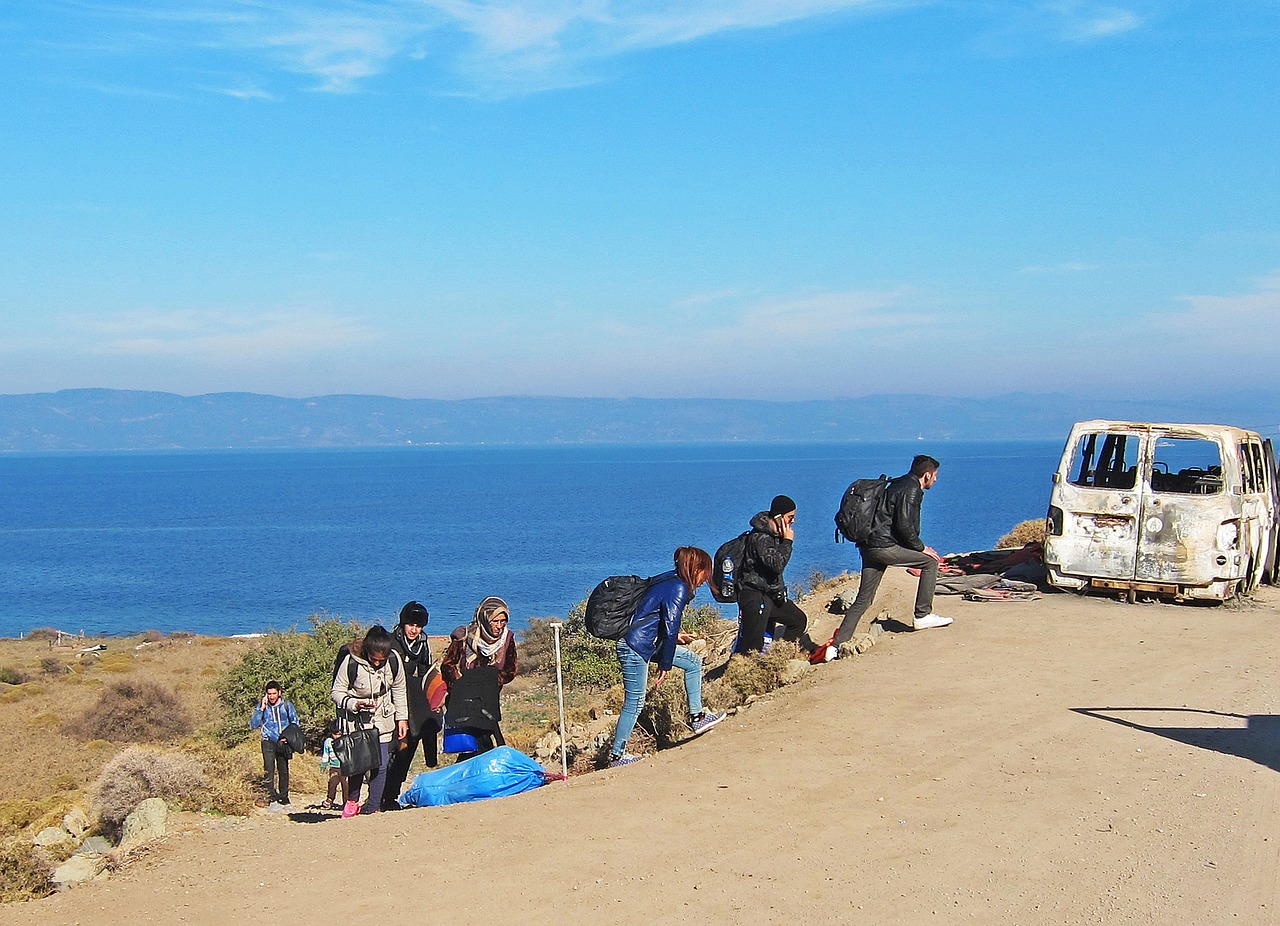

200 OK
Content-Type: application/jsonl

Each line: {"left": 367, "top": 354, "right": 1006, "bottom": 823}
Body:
{"left": 610, "top": 640, "right": 705, "bottom": 757}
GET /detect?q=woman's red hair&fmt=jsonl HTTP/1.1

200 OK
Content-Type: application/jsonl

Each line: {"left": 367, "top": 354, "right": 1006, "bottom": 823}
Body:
{"left": 674, "top": 545, "right": 712, "bottom": 590}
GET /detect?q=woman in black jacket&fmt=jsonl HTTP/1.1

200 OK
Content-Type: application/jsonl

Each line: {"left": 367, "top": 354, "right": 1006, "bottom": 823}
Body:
{"left": 380, "top": 601, "right": 441, "bottom": 810}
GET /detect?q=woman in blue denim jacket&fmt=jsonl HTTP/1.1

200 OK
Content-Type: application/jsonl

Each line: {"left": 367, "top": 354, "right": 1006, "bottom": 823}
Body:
{"left": 608, "top": 546, "right": 726, "bottom": 768}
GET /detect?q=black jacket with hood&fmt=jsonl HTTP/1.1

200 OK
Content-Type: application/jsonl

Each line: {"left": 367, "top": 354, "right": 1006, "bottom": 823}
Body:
{"left": 740, "top": 511, "right": 793, "bottom": 603}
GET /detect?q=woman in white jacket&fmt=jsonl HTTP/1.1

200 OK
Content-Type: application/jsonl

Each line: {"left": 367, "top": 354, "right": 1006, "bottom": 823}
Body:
{"left": 331, "top": 625, "right": 408, "bottom": 817}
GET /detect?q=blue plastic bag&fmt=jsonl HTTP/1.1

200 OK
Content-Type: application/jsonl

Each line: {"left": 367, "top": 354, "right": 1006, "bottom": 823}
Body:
{"left": 398, "top": 746, "right": 551, "bottom": 808}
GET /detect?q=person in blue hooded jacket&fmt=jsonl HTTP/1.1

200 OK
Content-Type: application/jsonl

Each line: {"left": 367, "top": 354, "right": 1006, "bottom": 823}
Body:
{"left": 251, "top": 680, "right": 299, "bottom": 808}
{"left": 607, "top": 545, "right": 727, "bottom": 768}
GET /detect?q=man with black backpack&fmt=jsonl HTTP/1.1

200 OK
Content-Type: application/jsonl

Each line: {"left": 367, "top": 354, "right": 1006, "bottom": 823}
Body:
{"left": 735, "top": 494, "right": 810, "bottom": 654}
{"left": 830, "top": 455, "right": 951, "bottom": 653}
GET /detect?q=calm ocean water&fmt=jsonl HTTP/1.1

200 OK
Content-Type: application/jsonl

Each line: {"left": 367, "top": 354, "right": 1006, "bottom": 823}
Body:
{"left": 0, "top": 441, "right": 1062, "bottom": 638}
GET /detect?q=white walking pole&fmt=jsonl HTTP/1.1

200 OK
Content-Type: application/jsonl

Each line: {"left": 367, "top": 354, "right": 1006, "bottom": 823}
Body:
{"left": 551, "top": 622, "right": 569, "bottom": 779}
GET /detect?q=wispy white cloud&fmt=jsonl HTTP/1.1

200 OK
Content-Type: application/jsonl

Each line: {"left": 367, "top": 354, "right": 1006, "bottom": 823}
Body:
{"left": 27, "top": 0, "right": 1157, "bottom": 97}
{"left": 68, "top": 308, "right": 380, "bottom": 363}
{"left": 1019, "top": 260, "right": 1096, "bottom": 274}
{"left": 1049, "top": 1, "right": 1143, "bottom": 42}
{"left": 729, "top": 287, "right": 929, "bottom": 340}
{"left": 15, "top": 1, "right": 906, "bottom": 96}
{"left": 206, "top": 83, "right": 277, "bottom": 99}
{"left": 672, "top": 287, "right": 753, "bottom": 309}
{"left": 1173, "top": 271, "right": 1280, "bottom": 329}
{"left": 971, "top": 1, "right": 1148, "bottom": 56}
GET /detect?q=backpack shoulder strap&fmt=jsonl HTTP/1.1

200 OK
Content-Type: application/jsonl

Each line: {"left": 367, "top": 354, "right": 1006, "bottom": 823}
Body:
{"left": 346, "top": 654, "right": 358, "bottom": 689}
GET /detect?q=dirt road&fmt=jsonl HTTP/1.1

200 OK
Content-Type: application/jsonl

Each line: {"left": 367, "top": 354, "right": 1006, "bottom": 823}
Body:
{"left": 13, "top": 575, "right": 1280, "bottom": 925}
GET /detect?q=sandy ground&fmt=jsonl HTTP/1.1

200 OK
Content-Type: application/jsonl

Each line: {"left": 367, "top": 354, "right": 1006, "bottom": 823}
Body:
{"left": 11, "top": 572, "right": 1280, "bottom": 926}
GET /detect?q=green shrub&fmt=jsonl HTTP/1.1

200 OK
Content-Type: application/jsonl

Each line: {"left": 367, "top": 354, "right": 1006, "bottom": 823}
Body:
{"left": 92, "top": 747, "right": 209, "bottom": 836}
{"left": 522, "top": 603, "right": 621, "bottom": 689}
{"left": 215, "top": 614, "right": 363, "bottom": 748}
{"left": 68, "top": 681, "right": 192, "bottom": 743}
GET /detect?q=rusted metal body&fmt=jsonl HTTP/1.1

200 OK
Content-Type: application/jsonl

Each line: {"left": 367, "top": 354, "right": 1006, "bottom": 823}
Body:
{"left": 1044, "top": 420, "right": 1280, "bottom": 601}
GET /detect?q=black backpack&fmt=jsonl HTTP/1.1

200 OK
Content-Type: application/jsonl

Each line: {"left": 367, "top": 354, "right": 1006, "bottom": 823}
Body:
{"left": 711, "top": 531, "right": 750, "bottom": 603}
{"left": 835, "top": 475, "right": 888, "bottom": 544}
{"left": 584, "top": 575, "right": 653, "bottom": 640}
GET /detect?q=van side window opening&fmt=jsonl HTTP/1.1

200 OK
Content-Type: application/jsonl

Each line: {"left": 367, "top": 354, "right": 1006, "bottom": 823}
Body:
{"left": 1245, "top": 443, "right": 1266, "bottom": 494}
{"left": 1069, "top": 432, "right": 1138, "bottom": 489}
{"left": 1151, "top": 438, "right": 1223, "bottom": 495}
{"left": 1239, "top": 443, "right": 1257, "bottom": 494}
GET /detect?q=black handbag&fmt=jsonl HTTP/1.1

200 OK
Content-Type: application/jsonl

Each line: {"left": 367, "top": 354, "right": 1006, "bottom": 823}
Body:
{"left": 334, "top": 726, "right": 382, "bottom": 776}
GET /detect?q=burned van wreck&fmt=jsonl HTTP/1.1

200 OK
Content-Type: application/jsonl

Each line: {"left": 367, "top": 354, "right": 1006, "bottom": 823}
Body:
{"left": 1044, "top": 420, "right": 1280, "bottom": 602}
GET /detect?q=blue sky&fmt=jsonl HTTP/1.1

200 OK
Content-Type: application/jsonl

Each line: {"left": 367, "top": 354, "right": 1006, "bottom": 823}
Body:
{"left": 1, "top": 1, "right": 1277, "bottom": 400}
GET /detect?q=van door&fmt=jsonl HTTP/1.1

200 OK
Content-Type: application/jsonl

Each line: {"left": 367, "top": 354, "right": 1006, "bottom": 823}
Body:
{"left": 1261, "top": 439, "right": 1279, "bottom": 584}
{"left": 1052, "top": 427, "right": 1146, "bottom": 583}
{"left": 1133, "top": 435, "right": 1227, "bottom": 587}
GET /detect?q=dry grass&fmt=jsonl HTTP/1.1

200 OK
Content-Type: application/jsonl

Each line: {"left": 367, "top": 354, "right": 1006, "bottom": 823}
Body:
{"left": 0, "top": 633, "right": 246, "bottom": 806}
{"left": 996, "top": 518, "right": 1047, "bottom": 549}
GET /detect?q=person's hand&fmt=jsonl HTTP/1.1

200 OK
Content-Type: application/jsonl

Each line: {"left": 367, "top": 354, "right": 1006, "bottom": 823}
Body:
{"left": 676, "top": 631, "right": 695, "bottom": 645}
{"left": 653, "top": 670, "right": 668, "bottom": 688}
{"left": 924, "top": 546, "right": 942, "bottom": 562}
{"left": 260, "top": 695, "right": 269, "bottom": 709}
{"left": 779, "top": 519, "right": 795, "bottom": 541}
{"left": 397, "top": 720, "right": 408, "bottom": 741}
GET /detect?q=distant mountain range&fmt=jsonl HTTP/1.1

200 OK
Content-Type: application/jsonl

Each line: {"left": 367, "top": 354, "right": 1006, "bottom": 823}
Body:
{"left": 1, "top": 388, "right": 1277, "bottom": 451}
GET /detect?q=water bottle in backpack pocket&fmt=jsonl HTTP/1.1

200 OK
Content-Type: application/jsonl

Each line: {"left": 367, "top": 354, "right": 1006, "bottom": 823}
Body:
{"left": 712, "top": 532, "right": 750, "bottom": 603}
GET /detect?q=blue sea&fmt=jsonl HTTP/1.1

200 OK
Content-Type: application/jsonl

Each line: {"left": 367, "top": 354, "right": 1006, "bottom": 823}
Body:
{"left": 0, "top": 441, "right": 1063, "bottom": 638}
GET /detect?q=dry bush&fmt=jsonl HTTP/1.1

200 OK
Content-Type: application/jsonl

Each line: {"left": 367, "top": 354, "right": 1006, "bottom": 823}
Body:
{"left": 140, "top": 630, "right": 164, "bottom": 643}
{"left": 807, "top": 571, "right": 853, "bottom": 598}
{"left": 0, "top": 667, "right": 31, "bottom": 685}
{"left": 39, "top": 657, "right": 68, "bottom": 676}
{"left": 996, "top": 518, "right": 1046, "bottom": 549}
{"left": 68, "top": 680, "right": 192, "bottom": 743}
{"left": 25, "top": 628, "right": 58, "bottom": 643}
{"left": 185, "top": 739, "right": 261, "bottom": 817}
{"left": 0, "top": 837, "right": 52, "bottom": 902}
{"left": 92, "top": 747, "right": 209, "bottom": 836}
{"left": 31, "top": 712, "right": 59, "bottom": 730}
{"left": 503, "top": 726, "right": 542, "bottom": 755}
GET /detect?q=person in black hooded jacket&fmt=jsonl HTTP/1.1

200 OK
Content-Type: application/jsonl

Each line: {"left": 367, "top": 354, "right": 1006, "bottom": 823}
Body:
{"left": 736, "top": 495, "right": 810, "bottom": 654}
{"left": 380, "top": 601, "right": 441, "bottom": 810}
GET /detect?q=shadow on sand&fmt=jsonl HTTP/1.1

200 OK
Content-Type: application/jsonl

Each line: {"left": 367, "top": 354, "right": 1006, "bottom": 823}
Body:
{"left": 1071, "top": 707, "right": 1280, "bottom": 773}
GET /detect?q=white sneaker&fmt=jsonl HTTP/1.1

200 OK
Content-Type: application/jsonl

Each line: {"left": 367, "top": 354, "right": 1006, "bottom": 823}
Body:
{"left": 912, "top": 613, "right": 953, "bottom": 631}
